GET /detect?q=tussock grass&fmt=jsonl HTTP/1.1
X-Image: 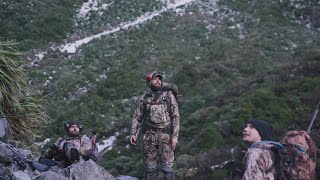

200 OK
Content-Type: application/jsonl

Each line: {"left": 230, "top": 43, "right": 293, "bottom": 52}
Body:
{"left": 0, "top": 41, "right": 49, "bottom": 145}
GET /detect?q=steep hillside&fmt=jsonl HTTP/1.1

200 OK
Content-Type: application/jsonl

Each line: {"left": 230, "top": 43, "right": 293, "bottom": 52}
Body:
{"left": 1, "top": 0, "right": 320, "bottom": 179}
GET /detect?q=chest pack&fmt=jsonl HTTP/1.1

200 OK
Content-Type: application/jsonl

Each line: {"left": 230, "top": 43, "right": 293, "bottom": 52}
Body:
{"left": 143, "top": 91, "right": 172, "bottom": 108}
{"left": 143, "top": 91, "right": 172, "bottom": 123}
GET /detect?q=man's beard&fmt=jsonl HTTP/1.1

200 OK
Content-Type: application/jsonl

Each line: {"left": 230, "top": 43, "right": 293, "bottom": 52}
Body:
{"left": 68, "top": 131, "right": 80, "bottom": 137}
{"left": 151, "top": 84, "right": 162, "bottom": 92}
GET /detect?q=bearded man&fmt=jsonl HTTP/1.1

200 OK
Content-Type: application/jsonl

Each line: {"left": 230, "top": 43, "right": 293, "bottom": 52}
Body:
{"left": 130, "top": 72, "right": 180, "bottom": 180}
{"left": 41, "top": 120, "right": 94, "bottom": 167}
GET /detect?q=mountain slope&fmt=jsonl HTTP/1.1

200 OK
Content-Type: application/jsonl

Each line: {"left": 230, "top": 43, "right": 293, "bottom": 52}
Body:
{"left": 1, "top": 0, "right": 320, "bottom": 179}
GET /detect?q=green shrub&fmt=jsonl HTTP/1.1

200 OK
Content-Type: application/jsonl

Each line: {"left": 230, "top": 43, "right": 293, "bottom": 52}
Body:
{"left": 196, "top": 126, "right": 223, "bottom": 150}
{"left": 0, "top": 0, "right": 79, "bottom": 50}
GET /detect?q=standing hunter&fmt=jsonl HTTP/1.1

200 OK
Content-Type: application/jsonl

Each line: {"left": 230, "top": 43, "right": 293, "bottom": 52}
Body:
{"left": 130, "top": 72, "right": 180, "bottom": 180}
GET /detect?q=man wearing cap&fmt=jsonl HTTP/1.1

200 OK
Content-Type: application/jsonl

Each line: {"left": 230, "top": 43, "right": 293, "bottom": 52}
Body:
{"left": 41, "top": 120, "right": 94, "bottom": 167}
{"left": 130, "top": 72, "right": 180, "bottom": 180}
{"left": 242, "top": 119, "right": 276, "bottom": 180}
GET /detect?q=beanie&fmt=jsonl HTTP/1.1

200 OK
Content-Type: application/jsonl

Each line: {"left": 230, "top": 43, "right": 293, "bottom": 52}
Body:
{"left": 64, "top": 120, "right": 83, "bottom": 132}
{"left": 246, "top": 119, "right": 273, "bottom": 140}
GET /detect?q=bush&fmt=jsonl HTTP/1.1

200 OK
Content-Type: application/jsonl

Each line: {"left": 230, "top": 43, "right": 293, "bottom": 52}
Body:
{"left": 0, "top": 0, "right": 79, "bottom": 50}
{"left": 196, "top": 126, "right": 223, "bottom": 150}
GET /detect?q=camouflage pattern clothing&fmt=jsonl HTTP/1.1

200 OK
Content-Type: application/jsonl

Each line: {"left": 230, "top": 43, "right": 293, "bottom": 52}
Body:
{"left": 242, "top": 142, "right": 276, "bottom": 180}
{"left": 43, "top": 135, "right": 92, "bottom": 167}
{"left": 131, "top": 90, "right": 180, "bottom": 174}
{"left": 143, "top": 131, "right": 174, "bottom": 173}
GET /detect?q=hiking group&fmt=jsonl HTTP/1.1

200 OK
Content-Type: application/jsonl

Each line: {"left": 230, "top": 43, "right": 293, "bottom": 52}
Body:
{"left": 39, "top": 71, "right": 180, "bottom": 179}
{"left": 37, "top": 71, "right": 317, "bottom": 180}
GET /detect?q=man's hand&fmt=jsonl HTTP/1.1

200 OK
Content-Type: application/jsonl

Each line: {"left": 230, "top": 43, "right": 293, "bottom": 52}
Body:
{"left": 171, "top": 137, "right": 178, "bottom": 150}
{"left": 130, "top": 135, "right": 137, "bottom": 145}
{"left": 49, "top": 144, "right": 60, "bottom": 151}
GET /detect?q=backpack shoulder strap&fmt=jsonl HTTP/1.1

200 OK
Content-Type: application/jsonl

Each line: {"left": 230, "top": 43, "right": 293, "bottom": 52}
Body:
{"left": 142, "top": 92, "right": 151, "bottom": 101}
{"left": 250, "top": 141, "right": 282, "bottom": 176}
{"left": 142, "top": 91, "right": 164, "bottom": 106}
{"left": 152, "top": 91, "right": 163, "bottom": 103}
{"left": 250, "top": 141, "right": 283, "bottom": 149}
{"left": 56, "top": 137, "right": 66, "bottom": 146}
{"left": 163, "top": 91, "right": 172, "bottom": 114}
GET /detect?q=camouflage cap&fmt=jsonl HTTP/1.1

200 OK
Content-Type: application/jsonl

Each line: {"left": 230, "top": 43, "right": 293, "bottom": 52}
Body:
{"left": 146, "top": 72, "right": 163, "bottom": 83}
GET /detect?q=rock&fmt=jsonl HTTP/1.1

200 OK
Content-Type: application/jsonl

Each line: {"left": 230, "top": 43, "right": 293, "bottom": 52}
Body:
{"left": 34, "top": 171, "right": 69, "bottom": 180}
{"left": 0, "top": 165, "right": 13, "bottom": 179}
{"left": 0, "top": 144, "right": 14, "bottom": 163}
{"left": 0, "top": 118, "right": 10, "bottom": 142}
{"left": 12, "top": 170, "right": 32, "bottom": 180}
{"left": 117, "top": 175, "right": 139, "bottom": 180}
{"left": 67, "top": 160, "right": 116, "bottom": 180}
{"left": 0, "top": 141, "right": 118, "bottom": 180}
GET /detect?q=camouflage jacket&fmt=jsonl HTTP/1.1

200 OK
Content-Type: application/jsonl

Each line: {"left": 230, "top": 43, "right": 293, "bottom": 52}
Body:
{"left": 242, "top": 142, "right": 276, "bottom": 180}
{"left": 131, "top": 89, "right": 180, "bottom": 139}
{"left": 43, "top": 135, "right": 92, "bottom": 163}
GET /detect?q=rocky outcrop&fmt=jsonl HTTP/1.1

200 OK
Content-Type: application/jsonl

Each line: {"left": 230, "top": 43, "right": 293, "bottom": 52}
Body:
{"left": 0, "top": 118, "right": 137, "bottom": 180}
{"left": 33, "top": 160, "right": 116, "bottom": 180}
{"left": 0, "top": 141, "right": 117, "bottom": 180}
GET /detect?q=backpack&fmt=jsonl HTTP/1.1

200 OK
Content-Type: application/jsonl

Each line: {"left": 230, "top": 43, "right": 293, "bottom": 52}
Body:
{"left": 252, "top": 132, "right": 316, "bottom": 180}
{"left": 82, "top": 134, "right": 98, "bottom": 162}
{"left": 161, "top": 82, "right": 179, "bottom": 101}
{"left": 274, "top": 130, "right": 317, "bottom": 180}
{"left": 274, "top": 101, "right": 320, "bottom": 180}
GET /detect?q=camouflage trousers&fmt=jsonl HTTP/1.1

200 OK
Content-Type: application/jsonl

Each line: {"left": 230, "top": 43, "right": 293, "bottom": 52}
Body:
{"left": 143, "top": 130, "right": 174, "bottom": 174}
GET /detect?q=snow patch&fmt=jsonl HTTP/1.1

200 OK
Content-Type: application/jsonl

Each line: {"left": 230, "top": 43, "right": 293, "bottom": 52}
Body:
{"left": 35, "top": 138, "right": 51, "bottom": 148}
{"left": 97, "top": 132, "right": 119, "bottom": 152}
{"left": 28, "top": 51, "right": 47, "bottom": 67}
{"left": 76, "top": 0, "right": 114, "bottom": 20}
{"left": 35, "top": 52, "right": 46, "bottom": 61}
{"left": 43, "top": 80, "right": 50, "bottom": 86}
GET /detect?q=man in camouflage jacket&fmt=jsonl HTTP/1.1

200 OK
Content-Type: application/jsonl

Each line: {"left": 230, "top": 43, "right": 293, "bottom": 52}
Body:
{"left": 42, "top": 120, "right": 93, "bottom": 168}
{"left": 242, "top": 119, "right": 276, "bottom": 180}
{"left": 130, "top": 72, "right": 180, "bottom": 180}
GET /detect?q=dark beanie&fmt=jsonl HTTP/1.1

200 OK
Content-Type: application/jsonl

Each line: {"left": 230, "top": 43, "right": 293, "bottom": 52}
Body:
{"left": 64, "top": 120, "right": 82, "bottom": 132}
{"left": 246, "top": 119, "right": 273, "bottom": 140}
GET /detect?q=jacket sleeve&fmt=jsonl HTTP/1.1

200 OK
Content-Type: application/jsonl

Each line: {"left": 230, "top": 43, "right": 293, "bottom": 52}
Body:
{"left": 42, "top": 137, "right": 64, "bottom": 160}
{"left": 242, "top": 148, "right": 275, "bottom": 180}
{"left": 131, "top": 96, "right": 145, "bottom": 136}
{"left": 170, "top": 92, "right": 180, "bottom": 139}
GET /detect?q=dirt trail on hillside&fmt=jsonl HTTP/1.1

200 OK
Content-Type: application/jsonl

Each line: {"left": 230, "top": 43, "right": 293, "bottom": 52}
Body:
{"left": 59, "top": 0, "right": 197, "bottom": 54}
